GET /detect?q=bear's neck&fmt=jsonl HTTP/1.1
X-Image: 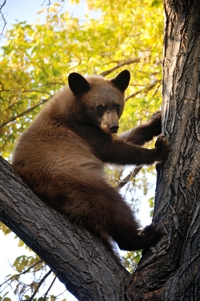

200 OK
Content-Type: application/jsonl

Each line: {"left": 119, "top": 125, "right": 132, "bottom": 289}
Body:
{"left": 66, "top": 120, "right": 113, "bottom": 161}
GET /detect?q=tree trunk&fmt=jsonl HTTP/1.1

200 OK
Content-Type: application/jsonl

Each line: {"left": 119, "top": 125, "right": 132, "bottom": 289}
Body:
{"left": 125, "top": 0, "right": 200, "bottom": 300}
{"left": 0, "top": 0, "right": 200, "bottom": 300}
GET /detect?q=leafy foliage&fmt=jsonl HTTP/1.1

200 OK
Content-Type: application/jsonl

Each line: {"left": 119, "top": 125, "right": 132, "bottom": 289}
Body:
{"left": 0, "top": 0, "right": 163, "bottom": 158}
{"left": 0, "top": 0, "right": 164, "bottom": 299}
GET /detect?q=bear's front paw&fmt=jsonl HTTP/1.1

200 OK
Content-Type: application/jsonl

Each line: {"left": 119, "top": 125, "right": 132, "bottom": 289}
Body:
{"left": 142, "top": 222, "right": 162, "bottom": 236}
{"left": 155, "top": 134, "right": 171, "bottom": 162}
{"left": 149, "top": 111, "right": 161, "bottom": 136}
{"left": 151, "top": 111, "right": 161, "bottom": 121}
{"left": 142, "top": 222, "right": 163, "bottom": 248}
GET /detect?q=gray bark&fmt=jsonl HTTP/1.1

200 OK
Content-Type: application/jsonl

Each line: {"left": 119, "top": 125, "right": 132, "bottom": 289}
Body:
{"left": 0, "top": 0, "right": 200, "bottom": 300}
{"left": 0, "top": 157, "right": 129, "bottom": 301}
{"left": 124, "top": 0, "right": 200, "bottom": 300}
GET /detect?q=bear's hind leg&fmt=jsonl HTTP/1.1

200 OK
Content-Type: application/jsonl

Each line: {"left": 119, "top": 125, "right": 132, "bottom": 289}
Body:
{"left": 111, "top": 221, "right": 162, "bottom": 251}
{"left": 56, "top": 177, "right": 161, "bottom": 252}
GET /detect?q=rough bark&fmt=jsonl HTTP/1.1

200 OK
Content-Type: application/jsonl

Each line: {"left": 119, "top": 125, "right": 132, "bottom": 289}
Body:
{"left": 0, "top": 0, "right": 200, "bottom": 300}
{"left": 0, "top": 157, "right": 129, "bottom": 301}
{"left": 125, "top": 0, "right": 200, "bottom": 300}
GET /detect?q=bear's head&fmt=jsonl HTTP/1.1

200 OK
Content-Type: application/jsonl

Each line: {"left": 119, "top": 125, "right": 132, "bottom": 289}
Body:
{"left": 68, "top": 70, "right": 130, "bottom": 134}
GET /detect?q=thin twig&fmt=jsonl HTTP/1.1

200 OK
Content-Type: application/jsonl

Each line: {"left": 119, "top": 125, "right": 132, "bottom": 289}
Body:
{"left": 1, "top": 89, "right": 52, "bottom": 115}
{"left": 117, "top": 166, "right": 142, "bottom": 189}
{"left": 41, "top": 0, "right": 51, "bottom": 6}
{"left": 28, "top": 269, "right": 52, "bottom": 301}
{"left": 0, "top": 0, "right": 6, "bottom": 10}
{"left": 99, "top": 58, "right": 146, "bottom": 77}
{"left": 21, "top": 260, "right": 43, "bottom": 275}
{"left": 125, "top": 79, "right": 161, "bottom": 102}
{"left": 0, "top": 0, "right": 7, "bottom": 35}
{"left": 0, "top": 97, "right": 50, "bottom": 129}
{"left": 42, "top": 274, "right": 56, "bottom": 300}
{"left": 0, "top": 260, "right": 43, "bottom": 288}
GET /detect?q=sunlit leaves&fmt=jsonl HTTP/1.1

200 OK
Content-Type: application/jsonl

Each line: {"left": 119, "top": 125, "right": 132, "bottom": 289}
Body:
{"left": 13, "top": 255, "right": 42, "bottom": 273}
{"left": 0, "top": 0, "right": 163, "bottom": 159}
{"left": 0, "top": 296, "right": 12, "bottom": 301}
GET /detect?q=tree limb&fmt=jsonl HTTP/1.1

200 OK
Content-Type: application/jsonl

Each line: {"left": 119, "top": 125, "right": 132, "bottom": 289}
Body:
{"left": 99, "top": 58, "right": 147, "bottom": 77}
{"left": 29, "top": 269, "right": 52, "bottom": 301}
{"left": 125, "top": 79, "right": 161, "bottom": 102}
{"left": 0, "top": 0, "right": 7, "bottom": 35}
{"left": 42, "top": 275, "right": 57, "bottom": 301}
{"left": 0, "top": 98, "right": 50, "bottom": 129}
{"left": 0, "top": 157, "right": 129, "bottom": 301}
{"left": 117, "top": 167, "right": 141, "bottom": 189}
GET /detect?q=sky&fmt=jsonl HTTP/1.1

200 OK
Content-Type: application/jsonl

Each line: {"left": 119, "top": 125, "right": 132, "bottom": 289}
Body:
{"left": 1, "top": 0, "right": 86, "bottom": 29}
{"left": 0, "top": 1, "right": 153, "bottom": 300}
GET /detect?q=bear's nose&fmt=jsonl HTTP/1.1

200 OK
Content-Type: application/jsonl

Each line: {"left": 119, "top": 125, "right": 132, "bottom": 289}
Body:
{"left": 109, "top": 124, "right": 119, "bottom": 133}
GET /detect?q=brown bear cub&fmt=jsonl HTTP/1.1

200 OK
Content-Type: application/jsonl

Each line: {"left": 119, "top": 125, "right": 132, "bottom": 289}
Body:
{"left": 12, "top": 70, "right": 170, "bottom": 253}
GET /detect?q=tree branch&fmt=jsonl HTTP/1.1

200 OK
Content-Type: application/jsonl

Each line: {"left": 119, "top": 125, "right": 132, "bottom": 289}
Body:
{"left": 99, "top": 58, "right": 147, "bottom": 77}
{"left": 125, "top": 79, "right": 161, "bottom": 102}
{"left": 0, "top": 0, "right": 7, "bottom": 35}
{"left": 117, "top": 167, "right": 141, "bottom": 189}
{"left": 0, "top": 157, "right": 129, "bottom": 301}
{"left": 42, "top": 275, "right": 57, "bottom": 301}
{"left": 29, "top": 269, "right": 52, "bottom": 301}
{"left": 0, "top": 98, "right": 50, "bottom": 129}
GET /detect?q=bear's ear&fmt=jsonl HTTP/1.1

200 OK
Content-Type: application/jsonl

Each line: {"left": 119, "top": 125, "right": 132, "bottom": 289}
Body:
{"left": 111, "top": 70, "right": 130, "bottom": 92}
{"left": 68, "top": 72, "right": 90, "bottom": 95}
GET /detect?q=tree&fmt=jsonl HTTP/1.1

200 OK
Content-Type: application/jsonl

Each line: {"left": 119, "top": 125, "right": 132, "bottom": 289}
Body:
{"left": 1, "top": 0, "right": 200, "bottom": 300}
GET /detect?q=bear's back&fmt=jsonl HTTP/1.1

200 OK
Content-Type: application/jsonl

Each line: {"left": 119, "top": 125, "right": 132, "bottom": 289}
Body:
{"left": 11, "top": 83, "right": 105, "bottom": 192}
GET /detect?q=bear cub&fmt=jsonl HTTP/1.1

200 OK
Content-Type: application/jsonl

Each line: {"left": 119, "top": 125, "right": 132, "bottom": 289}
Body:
{"left": 12, "top": 70, "right": 170, "bottom": 253}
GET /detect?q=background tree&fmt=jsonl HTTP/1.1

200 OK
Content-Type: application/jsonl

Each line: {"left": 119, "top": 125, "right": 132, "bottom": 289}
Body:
{"left": 1, "top": 0, "right": 200, "bottom": 300}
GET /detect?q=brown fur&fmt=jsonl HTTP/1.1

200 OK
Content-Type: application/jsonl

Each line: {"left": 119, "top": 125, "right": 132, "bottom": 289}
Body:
{"left": 12, "top": 70, "right": 170, "bottom": 253}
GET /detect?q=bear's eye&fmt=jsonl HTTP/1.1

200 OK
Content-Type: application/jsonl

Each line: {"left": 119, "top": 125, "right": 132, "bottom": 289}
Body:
{"left": 96, "top": 105, "right": 104, "bottom": 113}
{"left": 116, "top": 104, "right": 121, "bottom": 114}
